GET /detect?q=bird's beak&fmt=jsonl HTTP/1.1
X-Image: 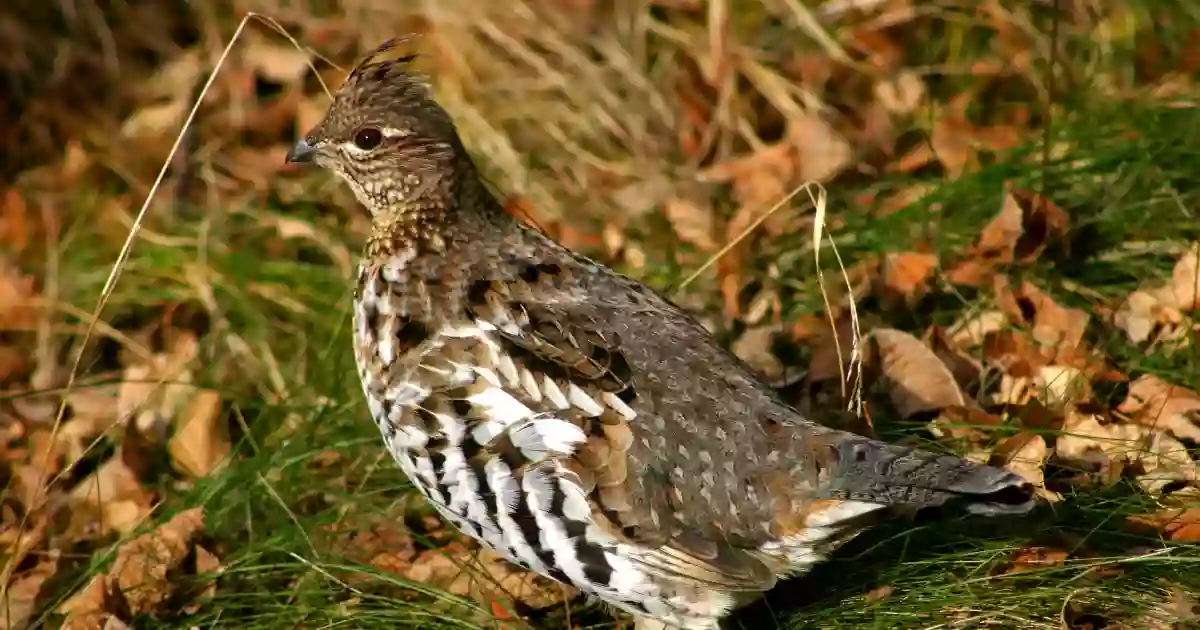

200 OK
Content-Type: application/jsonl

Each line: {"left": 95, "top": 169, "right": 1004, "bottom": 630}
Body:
{"left": 285, "top": 138, "right": 318, "bottom": 164}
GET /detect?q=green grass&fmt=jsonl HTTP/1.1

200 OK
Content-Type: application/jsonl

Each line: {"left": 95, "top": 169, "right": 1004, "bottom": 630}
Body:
{"left": 7, "top": 2, "right": 1200, "bottom": 629}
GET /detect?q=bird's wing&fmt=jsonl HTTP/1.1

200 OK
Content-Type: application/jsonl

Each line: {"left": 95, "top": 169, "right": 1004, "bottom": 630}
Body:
{"left": 451, "top": 269, "right": 778, "bottom": 592}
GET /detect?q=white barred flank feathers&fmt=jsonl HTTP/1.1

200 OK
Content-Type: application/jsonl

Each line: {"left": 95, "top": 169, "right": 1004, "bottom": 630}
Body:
{"left": 485, "top": 458, "right": 548, "bottom": 572}
{"left": 523, "top": 466, "right": 591, "bottom": 588}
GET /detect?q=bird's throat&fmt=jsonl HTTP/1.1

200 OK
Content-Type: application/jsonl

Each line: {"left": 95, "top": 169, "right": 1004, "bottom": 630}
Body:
{"left": 363, "top": 163, "right": 512, "bottom": 260}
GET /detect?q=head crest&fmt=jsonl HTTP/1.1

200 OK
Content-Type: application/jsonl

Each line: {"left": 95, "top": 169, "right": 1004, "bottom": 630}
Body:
{"left": 347, "top": 36, "right": 424, "bottom": 86}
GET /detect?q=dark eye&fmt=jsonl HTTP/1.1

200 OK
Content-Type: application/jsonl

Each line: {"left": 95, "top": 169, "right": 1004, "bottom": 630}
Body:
{"left": 353, "top": 127, "right": 382, "bottom": 150}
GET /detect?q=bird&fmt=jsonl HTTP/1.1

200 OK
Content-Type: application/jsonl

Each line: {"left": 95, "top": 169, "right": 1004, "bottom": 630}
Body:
{"left": 284, "top": 38, "right": 1037, "bottom": 630}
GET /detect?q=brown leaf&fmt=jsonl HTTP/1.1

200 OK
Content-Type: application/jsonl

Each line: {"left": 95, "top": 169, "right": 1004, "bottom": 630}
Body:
{"left": 995, "top": 546, "right": 1068, "bottom": 575}
{"left": 732, "top": 325, "right": 786, "bottom": 383}
{"left": 663, "top": 198, "right": 718, "bottom": 252}
{"left": 879, "top": 252, "right": 938, "bottom": 304}
{"left": 1115, "top": 243, "right": 1200, "bottom": 347}
{"left": 168, "top": 389, "right": 230, "bottom": 479}
{"left": 109, "top": 508, "right": 205, "bottom": 614}
{"left": 945, "top": 190, "right": 1069, "bottom": 287}
{"left": 1127, "top": 507, "right": 1200, "bottom": 542}
{"left": 947, "top": 309, "right": 1008, "bottom": 348}
{"left": 403, "top": 542, "right": 574, "bottom": 623}
{"left": 0, "top": 259, "right": 39, "bottom": 331}
{"left": 864, "top": 584, "right": 894, "bottom": 604}
{"left": 0, "top": 552, "right": 59, "bottom": 629}
{"left": 1010, "top": 190, "right": 1069, "bottom": 264}
{"left": 927, "top": 405, "right": 1004, "bottom": 444}
{"left": 243, "top": 34, "right": 312, "bottom": 84}
{"left": 874, "top": 71, "right": 925, "bottom": 115}
{"left": 117, "top": 330, "right": 199, "bottom": 440}
{"left": 925, "top": 326, "right": 983, "bottom": 393}
{"left": 991, "top": 432, "right": 1060, "bottom": 502}
{"left": 69, "top": 453, "right": 154, "bottom": 537}
{"left": 1117, "top": 375, "right": 1200, "bottom": 443}
{"left": 787, "top": 112, "right": 853, "bottom": 184}
{"left": 182, "top": 546, "right": 223, "bottom": 614}
{"left": 1034, "top": 365, "right": 1091, "bottom": 411}
{"left": 59, "top": 575, "right": 115, "bottom": 630}
{"left": 804, "top": 315, "right": 861, "bottom": 385}
{"left": 0, "top": 189, "right": 32, "bottom": 253}
{"left": 871, "top": 328, "right": 967, "bottom": 418}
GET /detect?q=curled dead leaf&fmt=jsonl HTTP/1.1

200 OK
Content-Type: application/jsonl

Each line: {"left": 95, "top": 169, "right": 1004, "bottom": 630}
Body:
{"left": 945, "top": 190, "right": 1069, "bottom": 287}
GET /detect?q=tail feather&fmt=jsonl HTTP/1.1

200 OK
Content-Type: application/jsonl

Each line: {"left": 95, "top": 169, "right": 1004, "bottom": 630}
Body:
{"left": 821, "top": 435, "right": 1036, "bottom": 516}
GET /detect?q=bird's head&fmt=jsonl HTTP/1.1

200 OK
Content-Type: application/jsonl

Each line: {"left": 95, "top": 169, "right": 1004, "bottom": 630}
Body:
{"left": 286, "top": 37, "right": 469, "bottom": 218}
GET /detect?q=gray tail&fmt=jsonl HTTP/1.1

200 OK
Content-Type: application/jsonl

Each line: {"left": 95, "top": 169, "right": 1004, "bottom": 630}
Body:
{"left": 822, "top": 435, "right": 1036, "bottom": 516}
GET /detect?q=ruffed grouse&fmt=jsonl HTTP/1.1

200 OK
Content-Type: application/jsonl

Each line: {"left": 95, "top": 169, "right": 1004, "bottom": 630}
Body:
{"left": 285, "top": 39, "right": 1036, "bottom": 630}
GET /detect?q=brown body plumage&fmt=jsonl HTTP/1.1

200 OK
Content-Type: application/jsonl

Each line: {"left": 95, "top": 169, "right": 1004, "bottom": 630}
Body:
{"left": 285, "top": 38, "right": 1036, "bottom": 629}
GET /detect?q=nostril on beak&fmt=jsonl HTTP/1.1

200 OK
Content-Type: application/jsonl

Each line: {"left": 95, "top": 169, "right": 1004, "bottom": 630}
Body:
{"left": 285, "top": 138, "right": 317, "bottom": 164}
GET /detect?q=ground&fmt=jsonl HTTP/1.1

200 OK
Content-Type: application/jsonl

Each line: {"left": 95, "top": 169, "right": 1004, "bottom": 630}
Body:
{"left": 0, "top": 1, "right": 1199, "bottom": 629}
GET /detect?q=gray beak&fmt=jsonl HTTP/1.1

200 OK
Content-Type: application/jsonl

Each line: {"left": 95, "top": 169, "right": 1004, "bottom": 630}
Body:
{"left": 285, "top": 138, "right": 317, "bottom": 164}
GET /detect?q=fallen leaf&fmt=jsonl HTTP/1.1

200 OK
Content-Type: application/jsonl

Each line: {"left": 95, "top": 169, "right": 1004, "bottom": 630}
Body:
{"left": 991, "top": 432, "right": 1060, "bottom": 502}
{"left": 168, "top": 389, "right": 230, "bottom": 479}
{"left": 997, "top": 280, "right": 1090, "bottom": 356}
{"left": 927, "top": 405, "right": 1004, "bottom": 443}
{"left": 787, "top": 112, "right": 853, "bottom": 184}
{"left": 117, "top": 330, "right": 199, "bottom": 441}
{"left": 864, "top": 584, "right": 894, "bottom": 604}
{"left": 0, "top": 259, "right": 39, "bottom": 331}
{"left": 1127, "top": 507, "right": 1200, "bottom": 542}
{"left": 947, "top": 309, "right": 1008, "bottom": 348}
{"left": 995, "top": 546, "right": 1068, "bottom": 575}
{"left": 0, "top": 189, "right": 32, "bottom": 253}
{"left": 0, "top": 552, "right": 59, "bottom": 629}
{"left": 59, "top": 575, "right": 114, "bottom": 630}
{"left": 109, "top": 508, "right": 205, "bottom": 614}
{"left": 1117, "top": 374, "right": 1200, "bottom": 443}
{"left": 879, "top": 252, "right": 938, "bottom": 304}
{"left": 925, "top": 326, "right": 984, "bottom": 393}
{"left": 69, "top": 453, "right": 154, "bottom": 536}
{"left": 870, "top": 328, "right": 967, "bottom": 418}
{"left": 182, "top": 546, "right": 223, "bottom": 614}
{"left": 1034, "top": 365, "right": 1092, "bottom": 411}
{"left": 243, "top": 34, "right": 312, "bottom": 84}
{"left": 732, "top": 325, "right": 787, "bottom": 383}
{"left": 944, "top": 190, "right": 1069, "bottom": 287}
{"left": 412, "top": 546, "right": 574, "bottom": 614}
{"left": 874, "top": 71, "right": 925, "bottom": 115}
{"left": 663, "top": 198, "right": 718, "bottom": 252}
{"left": 1115, "top": 243, "right": 1200, "bottom": 348}
{"left": 804, "top": 315, "right": 861, "bottom": 385}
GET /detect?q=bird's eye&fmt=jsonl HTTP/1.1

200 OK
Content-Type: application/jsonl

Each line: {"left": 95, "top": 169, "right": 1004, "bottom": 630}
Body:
{"left": 353, "top": 127, "right": 383, "bottom": 150}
